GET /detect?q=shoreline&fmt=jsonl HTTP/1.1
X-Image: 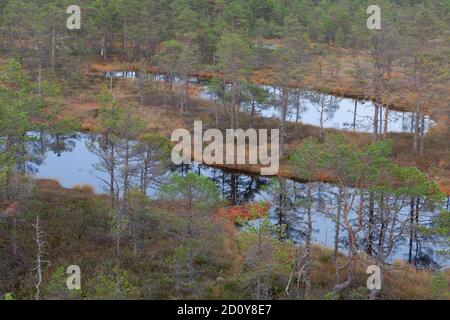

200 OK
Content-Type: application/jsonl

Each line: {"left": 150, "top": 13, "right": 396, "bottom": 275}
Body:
{"left": 82, "top": 62, "right": 449, "bottom": 196}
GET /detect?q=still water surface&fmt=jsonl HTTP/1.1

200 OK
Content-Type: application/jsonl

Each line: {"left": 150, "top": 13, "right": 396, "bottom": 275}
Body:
{"left": 106, "top": 71, "right": 433, "bottom": 134}
{"left": 34, "top": 133, "right": 448, "bottom": 269}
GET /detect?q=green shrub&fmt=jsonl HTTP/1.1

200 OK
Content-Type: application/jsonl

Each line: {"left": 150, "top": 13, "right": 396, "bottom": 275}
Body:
{"left": 349, "top": 287, "right": 369, "bottom": 300}
{"left": 323, "top": 291, "right": 339, "bottom": 300}
{"left": 3, "top": 293, "right": 14, "bottom": 300}
{"left": 430, "top": 272, "right": 449, "bottom": 299}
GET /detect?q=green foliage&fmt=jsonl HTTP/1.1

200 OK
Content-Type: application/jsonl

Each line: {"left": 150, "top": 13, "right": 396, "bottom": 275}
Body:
{"left": 217, "top": 32, "right": 252, "bottom": 80}
{"left": 3, "top": 293, "right": 14, "bottom": 300}
{"left": 323, "top": 291, "right": 340, "bottom": 300}
{"left": 165, "top": 244, "right": 199, "bottom": 296}
{"left": 153, "top": 39, "right": 198, "bottom": 77}
{"left": 349, "top": 287, "right": 369, "bottom": 300}
{"left": 97, "top": 87, "right": 117, "bottom": 110}
{"left": 0, "top": 0, "right": 447, "bottom": 69}
{"left": 158, "top": 172, "right": 224, "bottom": 212}
{"left": 49, "top": 118, "right": 81, "bottom": 136}
{"left": 88, "top": 268, "right": 139, "bottom": 300}
{"left": 430, "top": 272, "right": 449, "bottom": 299}
{"left": 292, "top": 135, "right": 444, "bottom": 205}
{"left": 137, "top": 133, "right": 172, "bottom": 160}
{"left": 241, "top": 83, "right": 270, "bottom": 115}
{"left": 97, "top": 89, "right": 148, "bottom": 140}
{"left": 420, "top": 211, "right": 450, "bottom": 258}
{"left": 107, "top": 207, "right": 128, "bottom": 237}
{"left": 0, "top": 59, "right": 32, "bottom": 136}
{"left": 0, "top": 59, "right": 40, "bottom": 193}
{"left": 0, "top": 0, "right": 448, "bottom": 302}
{"left": 44, "top": 266, "right": 81, "bottom": 300}
{"left": 290, "top": 138, "right": 326, "bottom": 180}
{"left": 237, "top": 218, "right": 291, "bottom": 299}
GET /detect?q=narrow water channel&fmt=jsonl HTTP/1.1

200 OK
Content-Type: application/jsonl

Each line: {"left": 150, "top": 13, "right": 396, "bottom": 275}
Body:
{"left": 33, "top": 133, "right": 448, "bottom": 270}
{"left": 105, "top": 71, "right": 433, "bottom": 134}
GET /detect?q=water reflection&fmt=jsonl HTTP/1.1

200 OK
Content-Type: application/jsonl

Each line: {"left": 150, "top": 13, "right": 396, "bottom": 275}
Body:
{"left": 105, "top": 71, "right": 433, "bottom": 134}
{"left": 171, "top": 163, "right": 269, "bottom": 205}
{"left": 33, "top": 133, "right": 447, "bottom": 270}
{"left": 22, "top": 131, "right": 79, "bottom": 175}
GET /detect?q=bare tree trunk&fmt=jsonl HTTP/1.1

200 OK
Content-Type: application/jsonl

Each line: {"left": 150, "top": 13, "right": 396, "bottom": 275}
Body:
{"left": 333, "top": 188, "right": 342, "bottom": 263}
{"left": 256, "top": 229, "right": 262, "bottom": 300}
{"left": 230, "top": 81, "right": 238, "bottom": 129}
{"left": 304, "top": 182, "right": 313, "bottom": 300}
{"left": 122, "top": 138, "right": 135, "bottom": 258}
{"left": 236, "top": 93, "right": 240, "bottom": 129}
{"left": 122, "top": 140, "right": 130, "bottom": 208}
{"left": 33, "top": 216, "right": 49, "bottom": 300}
{"left": 419, "top": 116, "right": 425, "bottom": 156}
{"left": 115, "top": 229, "right": 121, "bottom": 299}
{"left": 319, "top": 101, "right": 325, "bottom": 142}
{"left": 414, "top": 198, "right": 420, "bottom": 266}
{"left": 316, "top": 61, "right": 322, "bottom": 80}
{"left": 295, "top": 90, "right": 301, "bottom": 135}
{"left": 383, "top": 106, "right": 389, "bottom": 139}
{"left": 373, "top": 103, "right": 379, "bottom": 141}
{"left": 279, "top": 88, "right": 289, "bottom": 156}
{"left": 413, "top": 58, "right": 421, "bottom": 154}
{"left": 250, "top": 100, "right": 255, "bottom": 129}
{"left": 51, "top": 24, "right": 56, "bottom": 72}
{"left": 109, "top": 77, "right": 117, "bottom": 103}
{"left": 334, "top": 246, "right": 355, "bottom": 293}
{"left": 373, "top": 81, "right": 382, "bottom": 141}
{"left": 180, "top": 80, "right": 189, "bottom": 116}
{"left": 138, "top": 70, "right": 145, "bottom": 105}
{"left": 101, "top": 35, "right": 107, "bottom": 60}
{"left": 215, "top": 99, "right": 220, "bottom": 128}
{"left": 413, "top": 107, "right": 420, "bottom": 154}
{"left": 379, "top": 105, "right": 383, "bottom": 135}
{"left": 377, "top": 195, "right": 386, "bottom": 254}
{"left": 108, "top": 138, "right": 116, "bottom": 210}
{"left": 334, "top": 189, "right": 357, "bottom": 294}
{"left": 408, "top": 197, "right": 415, "bottom": 264}
{"left": 367, "top": 192, "right": 374, "bottom": 257}
{"left": 37, "top": 65, "right": 42, "bottom": 96}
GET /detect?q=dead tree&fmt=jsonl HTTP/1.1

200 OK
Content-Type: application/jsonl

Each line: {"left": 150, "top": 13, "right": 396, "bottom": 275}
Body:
{"left": 32, "top": 215, "right": 50, "bottom": 300}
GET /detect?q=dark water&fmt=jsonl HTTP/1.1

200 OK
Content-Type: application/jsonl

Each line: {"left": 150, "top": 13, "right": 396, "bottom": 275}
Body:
{"left": 33, "top": 133, "right": 448, "bottom": 270}
{"left": 105, "top": 71, "right": 433, "bottom": 134}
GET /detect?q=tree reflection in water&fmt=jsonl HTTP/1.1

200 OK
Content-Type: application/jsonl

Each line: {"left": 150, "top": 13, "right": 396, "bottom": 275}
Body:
{"left": 31, "top": 134, "right": 447, "bottom": 270}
